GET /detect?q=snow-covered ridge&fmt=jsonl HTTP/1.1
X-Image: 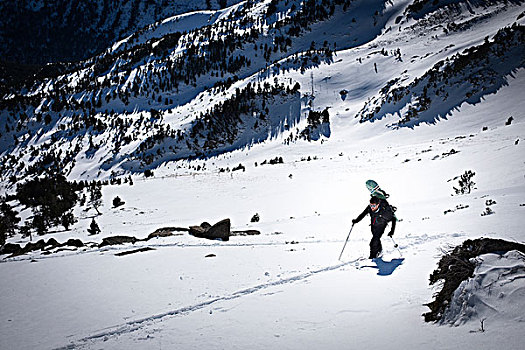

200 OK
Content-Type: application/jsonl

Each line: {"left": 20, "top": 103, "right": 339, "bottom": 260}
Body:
{"left": 109, "top": 3, "right": 244, "bottom": 54}
{"left": 1, "top": 0, "right": 389, "bottom": 182}
{"left": 356, "top": 25, "right": 525, "bottom": 127}
{"left": 0, "top": 0, "right": 523, "bottom": 186}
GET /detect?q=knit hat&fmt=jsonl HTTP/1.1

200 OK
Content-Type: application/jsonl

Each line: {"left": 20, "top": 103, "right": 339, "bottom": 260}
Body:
{"left": 370, "top": 196, "right": 380, "bottom": 204}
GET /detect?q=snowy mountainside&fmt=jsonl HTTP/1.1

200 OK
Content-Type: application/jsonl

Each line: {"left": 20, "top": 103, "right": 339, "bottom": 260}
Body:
{"left": 0, "top": 0, "right": 243, "bottom": 65}
{"left": 0, "top": 0, "right": 391, "bottom": 183}
{"left": 1, "top": 1, "right": 525, "bottom": 349}
{"left": 1, "top": 0, "right": 523, "bottom": 188}
{"left": 356, "top": 25, "right": 524, "bottom": 127}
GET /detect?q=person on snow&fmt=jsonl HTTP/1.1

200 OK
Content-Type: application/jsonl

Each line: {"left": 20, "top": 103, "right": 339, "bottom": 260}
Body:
{"left": 352, "top": 195, "right": 396, "bottom": 259}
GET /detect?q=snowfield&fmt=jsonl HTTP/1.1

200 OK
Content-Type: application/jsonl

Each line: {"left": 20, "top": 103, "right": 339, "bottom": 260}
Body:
{"left": 2, "top": 83, "right": 524, "bottom": 348}
{"left": 1, "top": 0, "right": 525, "bottom": 349}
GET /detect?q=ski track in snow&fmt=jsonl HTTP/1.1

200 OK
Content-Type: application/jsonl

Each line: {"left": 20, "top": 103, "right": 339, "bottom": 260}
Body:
{"left": 56, "top": 257, "right": 363, "bottom": 350}
{"left": 48, "top": 231, "right": 452, "bottom": 349}
{"left": 1, "top": 231, "right": 449, "bottom": 264}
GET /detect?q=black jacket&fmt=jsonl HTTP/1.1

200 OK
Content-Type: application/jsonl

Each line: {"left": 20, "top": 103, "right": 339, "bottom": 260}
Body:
{"left": 354, "top": 198, "right": 396, "bottom": 234}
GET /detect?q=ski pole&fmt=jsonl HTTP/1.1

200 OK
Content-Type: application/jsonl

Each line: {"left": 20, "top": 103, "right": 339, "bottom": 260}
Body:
{"left": 390, "top": 236, "right": 402, "bottom": 256}
{"left": 338, "top": 223, "right": 354, "bottom": 261}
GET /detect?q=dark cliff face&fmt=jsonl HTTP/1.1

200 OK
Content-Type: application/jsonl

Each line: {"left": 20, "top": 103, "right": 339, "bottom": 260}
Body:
{"left": 0, "top": 0, "right": 238, "bottom": 66}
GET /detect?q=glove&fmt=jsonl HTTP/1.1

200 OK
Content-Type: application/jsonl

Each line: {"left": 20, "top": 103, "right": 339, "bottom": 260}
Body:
{"left": 387, "top": 231, "right": 394, "bottom": 237}
{"left": 352, "top": 219, "right": 358, "bottom": 224}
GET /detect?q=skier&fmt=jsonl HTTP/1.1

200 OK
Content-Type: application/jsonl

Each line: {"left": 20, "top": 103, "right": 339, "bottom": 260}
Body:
{"left": 352, "top": 196, "right": 396, "bottom": 259}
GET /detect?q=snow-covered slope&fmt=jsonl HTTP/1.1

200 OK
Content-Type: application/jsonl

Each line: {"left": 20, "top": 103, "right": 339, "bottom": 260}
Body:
{"left": 1, "top": 0, "right": 523, "bottom": 184}
{"left": 1, "top": 0, "right": 525, "bottom": 349}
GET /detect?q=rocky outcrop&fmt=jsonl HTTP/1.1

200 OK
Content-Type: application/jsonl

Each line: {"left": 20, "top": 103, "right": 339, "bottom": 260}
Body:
{"left": 147, "top": 227, "right": 188, "bottom": 240}
{"left": 424, "top": 238, "right": 525, "bottom": 322}
{"left": 0, "top": 238, "right": 86, "bottom": 257}
{"left": 1, "top": 220, "right": 260, "bottom": 258}
{"left": 99, "top": 236, "right": 137, "bottom": 248}
{"left": 190, "top": 219, "right": 231, "bottom": 241}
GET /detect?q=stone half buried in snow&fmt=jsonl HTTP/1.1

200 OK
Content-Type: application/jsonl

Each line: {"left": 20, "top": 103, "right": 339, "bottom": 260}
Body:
{"left": 189, "top": 219, "right": 231, "bottom": 241}
{"left": 99, "top": 235, "right": 137, "bottom": 247}
{"left": 0, "top": 238, "right": 85, "bottom": 257}
{"left": 147, "top": 227, "right": 188, "bottom": 240}
{"left": 231, "top": 230, "right": 261, "bottom": 237}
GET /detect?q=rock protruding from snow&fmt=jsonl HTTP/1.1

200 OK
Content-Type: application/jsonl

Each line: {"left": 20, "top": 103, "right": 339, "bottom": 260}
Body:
{"left": 424, "top": 238, "right": 525, "bottom": 323}
{"left": 147, "top": 227, "right": 189, "bottom": 239}
{"left": 0, "top": 238, "right": 85, "bottom": 257}
{"left": 99, "top": 236, "right": 138, "bottom": 247}
{"left": 190, "top": 219, "right": 231, "bottom": 241}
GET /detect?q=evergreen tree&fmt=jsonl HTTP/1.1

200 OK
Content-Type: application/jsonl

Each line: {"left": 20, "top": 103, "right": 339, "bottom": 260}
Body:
{"left": 89, "top": 182, "right": 103, "bottom": 215}
{"left": 87, "top": 218, "right": 101, "bottom": 236}
{"left": 112, "top": 196, "right": 125, "bottom": 208}
{"left": 454, "top": 170, "right": 476, "bottom": 195}
{"left": 61, "top": 212, "right": 77, "bottom": 231}
{"left": 0, "top": 199, "right": 20, "bottom": 245}
{"left": 19, "top": 225, "right": 32, "bottom": 241}
{"left": 32, "top": 214, "right": 47, "bottom": 236}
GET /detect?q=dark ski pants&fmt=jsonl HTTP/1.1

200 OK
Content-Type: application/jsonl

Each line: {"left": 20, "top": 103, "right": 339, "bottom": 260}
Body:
{"left": 370, "top": 225, "right": 386, "bottom": 258}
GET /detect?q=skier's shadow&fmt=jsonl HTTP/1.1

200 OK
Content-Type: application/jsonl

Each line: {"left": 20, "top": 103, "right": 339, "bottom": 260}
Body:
{"left": 361, "top": 258, "right": 405, "bottom": 276}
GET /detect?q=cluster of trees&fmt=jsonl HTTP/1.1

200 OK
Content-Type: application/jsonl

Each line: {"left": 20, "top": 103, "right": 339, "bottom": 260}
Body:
{"left": 306, "top": 108, "right": 330, "bottom": 127}
{"left": 0, "top": 170, "right": 134, "bottom": 244}
{"left": 0, "top": 198, "right": 20, "bottom": 246}
{"left": 274, "top": 0, "right": 353, "bottom": 32}
{"left": 258, "top": 156, "right": 284, "bottom": 166}
{"left": 453, "top": 170, "right": 476, "bottom": 195}
{"left": 1, "top": 0, "right": 357, "bottom": 182}
{"left": 0, "top": 105, "right": 173, "bottom": 184}
{"left": 130, "top": 80, "right": 301, "bottom": 167}
{"left": 404, "top": 0, "right": 474, "bottom": 20}
{"left": 405, "top": 0, "right": 438, "bottom": 17}
{"left": 2, "top": 0, "right": 350, "bottom": 118}
{"left": 17, "top": 175, "right": 81, "bottom": 234}
{"left": 216, "top": 155, "right": 285, "bottom": 173}
{"left": 0, "top": 174, "right": 83, "bottom": 241}
{"left": 194, "top": 81, "right": 300, "bottom": 149}
{"left": 299, "top": 108, "right": 330, "bottom": 141}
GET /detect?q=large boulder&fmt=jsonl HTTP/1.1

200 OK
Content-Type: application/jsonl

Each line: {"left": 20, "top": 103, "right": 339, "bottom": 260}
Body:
{"left": 46, "top": 238, "right": 60, "bottom": 248}
{"left": 207, "top": 219, "right": 230, "bottom": 241}
{"left": 189, "top": 219, "right": 230, "bottom": 241}
{"left": 0, "top": 243, "right": 22, "bottom": 255}
{"left": 21, "top": 239, "right": 47, "bottom": 254}
{"left": 65, "top": 238, "right": 84, "bottom": 248}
